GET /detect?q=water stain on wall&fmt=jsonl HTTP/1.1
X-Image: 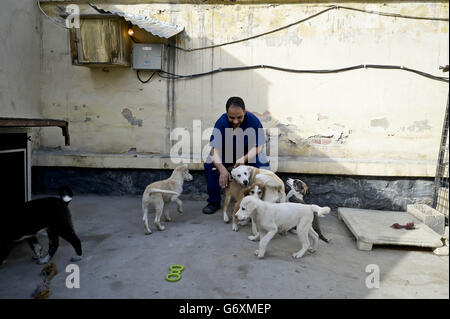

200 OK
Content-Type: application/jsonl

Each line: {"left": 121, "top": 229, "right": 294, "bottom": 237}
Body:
{"left": 121, "top": 108, "right": 143, "bottom": 127}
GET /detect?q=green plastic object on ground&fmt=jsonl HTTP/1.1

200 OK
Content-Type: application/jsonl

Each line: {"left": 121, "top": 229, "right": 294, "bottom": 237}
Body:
{"left": 166, "top": 265, "right": 184, "bottom": 282}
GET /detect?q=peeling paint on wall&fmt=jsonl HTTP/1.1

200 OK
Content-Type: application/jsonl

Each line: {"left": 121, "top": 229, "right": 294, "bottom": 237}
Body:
{"left": 253, "top": 110, "right": 273, "bottom": 122}
{"left": 407, "top": 120, "right": 432, "bottom": 132}
{"left": 307, "top": 128, "right": 350, "bottom": 146}
{"left": 371, "top": 118, "right": 390, "bottom": 129}
{"left": 276, "top": 122, "right": 298, "bottom": 135}
{"left": 308, "top": 134, "right": 334, "bottom": 145}
{"left": 121, "top": 108, "right": 143, "bottom": 127}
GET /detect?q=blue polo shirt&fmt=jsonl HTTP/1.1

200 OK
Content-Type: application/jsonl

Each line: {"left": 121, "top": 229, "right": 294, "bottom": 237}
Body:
{"left": 208, "top": 111, "right": 269, "bottom": 167}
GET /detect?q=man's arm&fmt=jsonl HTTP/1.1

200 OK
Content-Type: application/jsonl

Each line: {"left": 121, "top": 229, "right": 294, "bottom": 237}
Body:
{"left": 234, "top": 145, "right": 264, "bottom": 167}
{"left": 210, "top": 147, "right": 232, "bottom": 188}
{"left": 234, "top": 115, "right": 267, "bottom": 168}
{"left": 210, "top": 147, "right": 226, "bottom": 173}
{"left": 247, "top": 144, "right": 264, "bottom": 162}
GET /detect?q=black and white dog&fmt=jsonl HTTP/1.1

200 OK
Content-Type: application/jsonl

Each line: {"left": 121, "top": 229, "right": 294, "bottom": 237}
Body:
{"left": 0, "top": 186, "right": 82, "bottom": 265}
{"left": 285, "top": 178, "right": 329, "bottom": 243}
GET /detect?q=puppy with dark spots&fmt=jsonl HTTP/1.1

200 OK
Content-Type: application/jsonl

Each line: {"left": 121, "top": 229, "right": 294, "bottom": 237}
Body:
{"left": 285, "top": 178, "right": 330, "bottom": 243}
{"left": 0, "top": 186, "right": 82, "bottom": 265}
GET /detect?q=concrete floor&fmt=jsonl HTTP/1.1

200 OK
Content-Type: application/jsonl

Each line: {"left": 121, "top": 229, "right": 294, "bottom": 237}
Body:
{"left": 0, "top": 195, "right": 448, "bottom": 299}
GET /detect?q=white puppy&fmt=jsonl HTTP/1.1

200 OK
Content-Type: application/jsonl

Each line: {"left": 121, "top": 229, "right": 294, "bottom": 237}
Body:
{"left": 236, "top": 196, "right": 330, "bottom": 259}
{"left": 231, "top": 165, "right": 286, "bottom": 203}
{"left": 141, "top": 164, "right": 193, "bottom": 234}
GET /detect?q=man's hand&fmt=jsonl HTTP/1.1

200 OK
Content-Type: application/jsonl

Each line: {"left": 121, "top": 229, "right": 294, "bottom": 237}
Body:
{"left": 233, "top": 156, "right": 246, "bottom": 168}
{"left": 219, "top": 169, "right": 232, "bottom": 188}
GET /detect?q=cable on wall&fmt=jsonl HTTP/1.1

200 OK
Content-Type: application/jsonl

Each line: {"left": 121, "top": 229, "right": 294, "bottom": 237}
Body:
{"left": 169, "top": 4, "right": 449, "bottom": 52}
{"left": 155, "top": 64, "right": 449, "bottom": 83}
{"left": 34, "top": 1, "right": 448, "bottom": 85}
{"left": 37, "top": 2, "right": 448, "bottom": 50}
{"left": 337, "top": 5, "right": 449, "bottom": 21}
{"left": 137, "top": 71, "right": 156, "bottom": 84}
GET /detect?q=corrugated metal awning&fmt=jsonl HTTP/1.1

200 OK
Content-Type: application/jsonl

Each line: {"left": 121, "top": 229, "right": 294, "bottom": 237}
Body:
{"left": 90, "top": 4, "right": 184, "bottom": 39}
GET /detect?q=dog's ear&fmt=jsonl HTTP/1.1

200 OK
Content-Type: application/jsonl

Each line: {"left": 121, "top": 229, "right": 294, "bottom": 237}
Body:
{"left": 300, "top": 180, "right": 308, "bottom": 195}
{"left": 246, "top": 198, "right": 257, "bottom": 214}
{"left": 243, "top": 185, "right": 252, "bottom": 196}
{"left": 248, "top": 166, "right": 257, "bottom": 183}
{"left": 58, "top": 185, "right": 73, "bottom": 198}
{"left": 259, "top": 183, "right": 266, "bottom": 198}
{"left": 176, "top": 164, "right": 188, "bottom": 171}
{"left": 294, "top": 179, "right": 308, "bottom": 195}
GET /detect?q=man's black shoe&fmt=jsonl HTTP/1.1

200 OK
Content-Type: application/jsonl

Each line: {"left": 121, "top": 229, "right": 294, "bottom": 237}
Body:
{"left": 202, "top": 202, "right": 221, "bottom": 214}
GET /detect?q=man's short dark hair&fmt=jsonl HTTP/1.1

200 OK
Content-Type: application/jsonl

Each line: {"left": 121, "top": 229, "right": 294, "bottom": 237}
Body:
{"left": 226, "top": 97, "right": 245, "bottom": 112}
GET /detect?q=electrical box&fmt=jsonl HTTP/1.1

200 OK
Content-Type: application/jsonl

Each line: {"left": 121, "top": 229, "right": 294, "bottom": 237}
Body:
{"left": 132, "top": 44, "right": 164, "bottom": 70}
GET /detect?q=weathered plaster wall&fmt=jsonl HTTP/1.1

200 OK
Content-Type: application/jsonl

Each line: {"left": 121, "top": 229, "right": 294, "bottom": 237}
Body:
{"left": 0, "top": 0, "right": 42, "bottom": 119}
{"left": 36, "top": 1, "right": 449, "bottom": 176}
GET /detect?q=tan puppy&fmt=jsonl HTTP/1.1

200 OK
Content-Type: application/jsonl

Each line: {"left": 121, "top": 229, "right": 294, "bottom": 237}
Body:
{"left": 222, "top": 179, "right": 244, "bottom": 226}
{"left": 223, "top": 182, "right": 265, "bottom": 232}
{"left": 231, "top": 165, "right": 286, "bottom": 203}
{"left": 141, "top": 164, "right": 193, "bottom": 234}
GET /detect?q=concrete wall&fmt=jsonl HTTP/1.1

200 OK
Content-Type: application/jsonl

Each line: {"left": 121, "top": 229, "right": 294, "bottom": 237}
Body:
{"left": 32, "top": 166, "right": 435, "bottom": 211}
{"left": 36, "top": 1, "right": 449, "bottom": 176}
{"left": 0, "top": 0, "right": 42, "bottom": 119}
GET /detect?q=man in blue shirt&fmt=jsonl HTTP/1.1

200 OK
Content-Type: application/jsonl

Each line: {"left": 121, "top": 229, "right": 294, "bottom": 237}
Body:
{"left": 203, "top": 97, "right": 270, "bottom": 214}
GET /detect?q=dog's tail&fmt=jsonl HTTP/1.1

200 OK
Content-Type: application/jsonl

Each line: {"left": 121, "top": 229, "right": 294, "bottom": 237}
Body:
{"left": 148, "top": 189, "right": 180, "bottom": 196}
{"left": 58, "top": 186, "right": 73, "bottom": 204}
{"left": 311, "top": 205, "right": 331, "bottom": 217}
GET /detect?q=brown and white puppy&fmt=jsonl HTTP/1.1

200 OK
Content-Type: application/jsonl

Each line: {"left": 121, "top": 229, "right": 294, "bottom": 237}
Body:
{"left": 223, "top": 181, "right": 265, "bottom": 232}
{"left": 286, "top": 178, "right": 308, "bottom": 203}
{"left": 285, "top": 178, "right": 329, "bottom": 243}
{"left": 243, "top": 182, "right": 265, "bottom": 199}
{"left": 235, "top": 182, "right": 265, "bottom": 233}
{"left": 141, "top": 164, "right": 193, "bottom": 234}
